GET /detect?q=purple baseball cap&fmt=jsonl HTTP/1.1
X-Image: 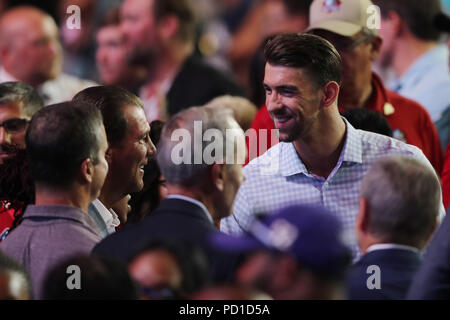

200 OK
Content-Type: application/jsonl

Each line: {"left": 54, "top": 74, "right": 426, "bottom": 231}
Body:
{"left": 213, "top": 205, "right": 352, "bottom": 278}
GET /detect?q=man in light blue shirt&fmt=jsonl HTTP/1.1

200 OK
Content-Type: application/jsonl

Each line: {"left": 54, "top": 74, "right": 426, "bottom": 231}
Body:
{"left": 373, "top": 0, "right": 450, "bottom": 123}
{"left": 220, "top": 33, "right": 444, "bottom": 258}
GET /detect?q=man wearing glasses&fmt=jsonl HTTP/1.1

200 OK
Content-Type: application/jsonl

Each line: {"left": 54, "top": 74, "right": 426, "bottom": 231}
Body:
{"left": 0, "top": 81, "right": 44, "bottom": 240}
{"left": 0, "top": 82, "right": 43, "bottom": 164}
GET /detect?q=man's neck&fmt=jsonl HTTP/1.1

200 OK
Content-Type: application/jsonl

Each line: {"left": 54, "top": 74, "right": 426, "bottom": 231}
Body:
{"left": 166, "top": 185, "right": 217, "bottom": 223}
{"left": 293, "top": 112, "right": 347, "bottom": 179}
{"left": 34, "top": 187, "right": 90, "bottom": 213}
{"left": 392, "top": 37, "right": 437, "bottom": 78}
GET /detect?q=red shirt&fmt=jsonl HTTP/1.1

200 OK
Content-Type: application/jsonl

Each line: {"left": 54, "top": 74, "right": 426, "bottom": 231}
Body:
{"left": 443, "top": 145, "right": 450, "bottom": 211}
{"left": 248, "top": 73, "right": 443, "bottom": 173}
{"left": 0, "top": 202, "right": 15, "bottom": 241}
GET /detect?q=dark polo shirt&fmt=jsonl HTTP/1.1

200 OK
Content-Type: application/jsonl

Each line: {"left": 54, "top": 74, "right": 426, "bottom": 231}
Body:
{"left": 0, "top": 205, "right": 101, "bottom": 299}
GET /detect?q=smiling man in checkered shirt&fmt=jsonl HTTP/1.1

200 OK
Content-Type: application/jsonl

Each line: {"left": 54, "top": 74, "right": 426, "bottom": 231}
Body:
{"left": 220, "top": 33, "right": 445, "bottom": 258}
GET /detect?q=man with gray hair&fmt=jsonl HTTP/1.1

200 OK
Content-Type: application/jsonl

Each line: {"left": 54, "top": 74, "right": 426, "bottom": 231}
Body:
{"left": 93, "top": 105, "right": 246, "bottom": 283}
{"left": 0, "top": 82, "right": 43, "bottom": 164}
{"left": 1, "top": 82, "right": 44, "bottom": 239}
{"left": 348, "top": 155, "right": 441, "bottom": 299}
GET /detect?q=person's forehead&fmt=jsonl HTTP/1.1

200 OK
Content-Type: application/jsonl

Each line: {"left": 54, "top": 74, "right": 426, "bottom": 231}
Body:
{"left": 0, "top": 101, "right": 27, "bottom": 122}
{"left": 97, "top": 26, "right": 123, "bottom": 42}
{"left": 123, "top": 104, "right": 149, "bottom": 134}
{"left": 122, "top": 0, "right": 154, "bottom": 14}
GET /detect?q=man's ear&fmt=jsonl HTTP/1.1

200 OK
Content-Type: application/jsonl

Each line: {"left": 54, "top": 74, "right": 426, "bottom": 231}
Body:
{"left": 211, "top": 163, "right": 225, "bottom": 192}
{"left": 80, "top": 158, "right": 94, "bottom": 184}
{"left": 105, "top": 148, "right": 113, "bottom": 164}
{"left": 356, "top": 197, "right": 370, "bottom": 235}
{"left": 321, "top": 81, "right": 340, "bottom": 108}
{"left": 369, "top": 36, "right": 383, "bottom": 61}
{"left": 157, "top": 14, "right": 180, "bottom": 41}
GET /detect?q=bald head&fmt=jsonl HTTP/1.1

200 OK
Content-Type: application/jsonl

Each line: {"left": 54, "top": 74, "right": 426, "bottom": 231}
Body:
{"left": 0, "top": 6, "right": 62, "bottom": 86}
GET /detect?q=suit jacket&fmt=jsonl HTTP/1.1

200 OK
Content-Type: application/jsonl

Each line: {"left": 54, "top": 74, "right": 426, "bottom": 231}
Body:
{"left": 167, "top": 55, "right": 245, "bottom": 116}
{"left": 347, "top": 248, "right": 422, "bottom": 300}
{"left": 408, "top": 211, "right": 450, "bottom": 299}
{"left": 92, "top": 198, "right": 240, "bottom": 283}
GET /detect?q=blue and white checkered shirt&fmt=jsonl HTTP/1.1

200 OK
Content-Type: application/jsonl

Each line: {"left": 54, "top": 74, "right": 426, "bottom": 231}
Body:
{"left": 221, "top": 120, "right": 445, "bottom": 259}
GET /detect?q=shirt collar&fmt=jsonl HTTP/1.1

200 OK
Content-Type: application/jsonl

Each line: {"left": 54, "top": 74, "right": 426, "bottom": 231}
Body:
{"left": 367, "top": 243, "right": 421, "bottom": 255}
{"left": 166, "top": 194, "right": 213, "bottom": 224}
{"left": 91, "top": 199, "right": 121, "bottom": 229}
{"left": 279, "top": 118, "right": 363, "bottom": 177}
{"left": 22, "top": 204, "right": 98, "bottom": 231}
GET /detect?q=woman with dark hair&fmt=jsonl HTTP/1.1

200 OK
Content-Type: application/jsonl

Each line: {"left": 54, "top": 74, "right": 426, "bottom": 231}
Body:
{"left": 127, "top": 120, "right": 167, "bottom": 224}
{"left": 0, "top": 148, "right": 34, "bottom": 240}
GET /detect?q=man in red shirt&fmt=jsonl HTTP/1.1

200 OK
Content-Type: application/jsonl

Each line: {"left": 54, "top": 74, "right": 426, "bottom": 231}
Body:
{"left": 0, "top": 82, "right": 43, "bottom": 240}
{"left": 249, "top": 0, "right": 443, "bottom": 174}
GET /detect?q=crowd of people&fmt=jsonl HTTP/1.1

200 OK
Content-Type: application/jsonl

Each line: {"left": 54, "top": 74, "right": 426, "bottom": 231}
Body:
{"left": 0, "top": 0, "right": 449, "bottom": 300}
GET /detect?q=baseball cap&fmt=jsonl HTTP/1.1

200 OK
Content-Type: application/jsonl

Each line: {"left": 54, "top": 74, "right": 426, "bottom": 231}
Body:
{"left": 307, "top": 0, "right": 378, "bottom": 37}
{"left": 212, "top": 205, "right": 352, "bottom": 278}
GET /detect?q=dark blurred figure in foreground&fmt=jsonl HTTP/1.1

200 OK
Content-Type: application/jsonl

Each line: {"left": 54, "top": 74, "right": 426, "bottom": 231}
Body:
{"left": 0, "top": 102, "right": 108, "bottom": 299}
{"left": 348, "top": 155, "right": 441, "bottom": 300}
{"left": 190, "top": 285, "right": 271, "bottom": 300}
{"left": 120, "top": 0, "right": 244, "bottom": 121}
{"left": 214, "top": 205, "right": 351, "bottom": 300}
{"left": 0, "top": 251, "right": 32, "bottom": 300}
{"left": 0, "top": 82, "right": 43, "bottom": 240}
{"left": 93, "top": 105, "right": 246, "bottom": 283}
{"left": 128, "top": 241, "right": 210, "bottom": 299}
{"left": 43, "top": 255, "right": 138, "bottom": 300}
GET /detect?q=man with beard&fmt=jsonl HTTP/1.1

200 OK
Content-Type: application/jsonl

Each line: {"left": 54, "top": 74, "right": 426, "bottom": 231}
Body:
{"left": 0, "top": 82, "right": 43, "bottom": 240}
{"left": 120, "top": 0, "right": 244, "bottom": 121}
{"left": 220, "top": 33, "right": 444, "bottom": 259}
{"left": 249, "top": 0, "right": 443, "bottom": 174}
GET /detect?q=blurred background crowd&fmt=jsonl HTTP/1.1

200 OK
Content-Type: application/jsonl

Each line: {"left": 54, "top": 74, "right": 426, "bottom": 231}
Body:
{"left": 0, "top": 0, "right": 449, "bottom": 300}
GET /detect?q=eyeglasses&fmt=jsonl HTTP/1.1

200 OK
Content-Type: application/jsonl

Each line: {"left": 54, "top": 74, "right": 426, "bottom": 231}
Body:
{"left": 314, "top": 28, "right": 374, "bottom": 53}
{"left": 0, "top": 118, "right": 29, "bottom": 133}
{"left": 333, "top": 33, "right": 372, "bottom": 52}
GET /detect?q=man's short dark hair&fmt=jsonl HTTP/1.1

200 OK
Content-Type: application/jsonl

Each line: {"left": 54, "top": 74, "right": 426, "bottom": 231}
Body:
{"left": 153, "top": 0, "right": 196, "bottom": 42}
{"left": 373, "top": 0, "right": 443, "bottom": 41}
{"left": 0, "top": 82, "right": 44, "bottom": 117}
{"left": 264, "top": 33, "right": 342, "bottom": 87}
{"left": 25, "top": 101, "right": 103, "bottom": 189}
{"left": 73, "top": 86, "right": 143, "bottom": 147}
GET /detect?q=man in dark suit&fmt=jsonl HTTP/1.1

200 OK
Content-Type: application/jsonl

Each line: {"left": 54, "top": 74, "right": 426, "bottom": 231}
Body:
{"left": 348, "top": 155, "right": 441, "bottom": 300}
{"left": 92, "top": 105, "right": 246, "bottom": 283}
